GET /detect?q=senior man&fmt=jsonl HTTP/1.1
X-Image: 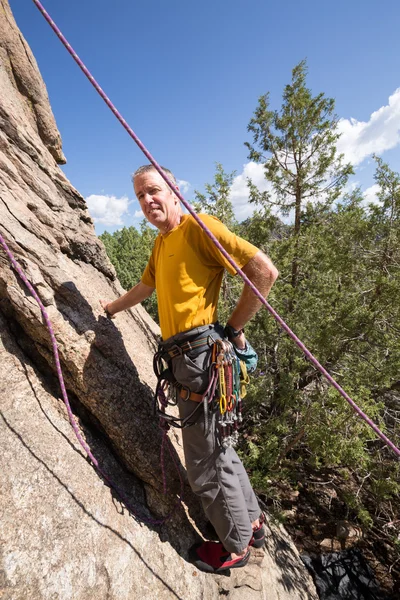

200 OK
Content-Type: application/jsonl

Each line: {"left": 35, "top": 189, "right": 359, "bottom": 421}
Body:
{"left": 101, "top": 165, "right": 278, "bottom": 573}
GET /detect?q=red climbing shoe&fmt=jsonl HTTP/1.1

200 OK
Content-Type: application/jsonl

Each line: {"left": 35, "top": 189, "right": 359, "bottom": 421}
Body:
{"left": 190, "top": 541, "right": 250, "bottom": 573}
{"left": 250, "top": 513, "right": 266, "bottom": 549}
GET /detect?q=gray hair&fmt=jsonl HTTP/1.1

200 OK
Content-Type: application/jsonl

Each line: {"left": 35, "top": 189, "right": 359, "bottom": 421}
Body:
{"left": 131, "top": 164, "right": 177, "bottom": 187}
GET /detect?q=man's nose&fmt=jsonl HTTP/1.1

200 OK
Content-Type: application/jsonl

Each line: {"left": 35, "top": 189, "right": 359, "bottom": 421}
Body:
{"left": 142, "top": 193, "right": 153, "bottom": 205}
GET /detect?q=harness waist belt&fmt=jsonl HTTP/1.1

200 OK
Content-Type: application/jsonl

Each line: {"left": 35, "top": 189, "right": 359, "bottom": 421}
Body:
{"left": 165, "top": 335, "right": 211, "bottom": 359}
{"left": 179, "top": 388, "right": 205, "bottom": 403}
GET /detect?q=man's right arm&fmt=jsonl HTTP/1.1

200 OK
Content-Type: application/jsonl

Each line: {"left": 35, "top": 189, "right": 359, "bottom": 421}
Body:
{"left": 100, "top": 281, "right": 155, "bottom": 317}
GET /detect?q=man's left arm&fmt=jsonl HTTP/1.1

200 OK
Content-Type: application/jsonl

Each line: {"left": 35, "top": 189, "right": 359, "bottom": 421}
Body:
{"left": 227, "top": 250, "right": 278, "bottom": 349}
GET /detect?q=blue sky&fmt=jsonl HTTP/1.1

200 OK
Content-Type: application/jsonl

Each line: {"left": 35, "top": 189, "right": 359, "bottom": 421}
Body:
{"left": 10, "top": 0, "right": 400, "bottom": 234}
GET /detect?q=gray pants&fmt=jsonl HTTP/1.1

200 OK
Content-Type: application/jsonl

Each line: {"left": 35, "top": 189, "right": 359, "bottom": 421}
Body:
{"left": 162, "top": 324, "right": 260, "bottom": 554}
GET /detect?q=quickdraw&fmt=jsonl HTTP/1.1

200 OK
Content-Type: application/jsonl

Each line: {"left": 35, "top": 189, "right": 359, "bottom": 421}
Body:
{"left": 215, "top": 340, "right": 244, "bottom": 448}
{"left": 154, "top": 337, "right": 248, "bottom": 448}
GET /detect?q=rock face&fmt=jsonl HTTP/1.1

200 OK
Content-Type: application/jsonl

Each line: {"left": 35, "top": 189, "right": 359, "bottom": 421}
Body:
{"left": 0, "top": 1, "right": 318, "bottom": 598}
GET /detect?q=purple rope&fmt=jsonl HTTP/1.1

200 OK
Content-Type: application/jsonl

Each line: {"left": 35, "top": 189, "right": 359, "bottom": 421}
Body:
{"left": 0, "top": 233, "right": 184, "bottom": 524}
{"left": 157, "top": 386, "right": 172, "bottom": 495}
{"left": 29, "top": 0, "right": 400, "bottom": 460}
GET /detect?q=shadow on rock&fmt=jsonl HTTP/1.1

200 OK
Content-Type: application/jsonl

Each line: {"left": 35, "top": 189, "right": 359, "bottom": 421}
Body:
{"left": 52, "top": 281, "right": 208, "bottom": 555}
{"left": 265, "top": 519, "right": 319, "bottom": 597}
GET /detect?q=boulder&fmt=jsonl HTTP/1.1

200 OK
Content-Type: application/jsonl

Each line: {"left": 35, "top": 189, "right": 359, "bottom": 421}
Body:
{"left": 0, "top": 1, "right": 318, "bottom": 598}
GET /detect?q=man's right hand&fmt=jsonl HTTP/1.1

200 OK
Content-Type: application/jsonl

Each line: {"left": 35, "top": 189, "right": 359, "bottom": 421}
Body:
{"left": 98, "top": 282, "right": 155, "bottom": 319}
{"left": 99, "top": 299, "right": 115, "bottom": 318}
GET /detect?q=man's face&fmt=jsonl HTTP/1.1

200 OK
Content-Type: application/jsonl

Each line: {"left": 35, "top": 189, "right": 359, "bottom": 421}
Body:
{"left": 134, "top": 170, "right": 180, "bottom": 233}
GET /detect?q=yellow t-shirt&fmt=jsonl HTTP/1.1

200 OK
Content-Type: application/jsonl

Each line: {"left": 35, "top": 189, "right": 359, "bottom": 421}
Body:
{"left": 141, "top": 214, "right": 258, "bottom": 340}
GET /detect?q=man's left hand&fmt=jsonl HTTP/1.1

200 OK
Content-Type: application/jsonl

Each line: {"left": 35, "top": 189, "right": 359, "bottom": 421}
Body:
{"left": 231, "top": 331, "right": 246, "bottom": 350}
{"left": 224, "top": 324, "right": 247, "bottom": 349}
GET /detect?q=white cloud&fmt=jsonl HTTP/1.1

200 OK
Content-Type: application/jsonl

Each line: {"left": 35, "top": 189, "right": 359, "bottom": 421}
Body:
{"left": 227, "top": 89, "right": 400, "bottom": 222}
{"left": 337, "top": 88, "right": 400, "bottom": 166}
{"left": 85, "top": 194, "right": 130, "bottom": 226}
{"left": 229, "top": 162, "right": 271, "bottom": 220}
{"left": 178, "top": 179, "right": 191, "bottom": 194}
{"left": 134, "top": 209, "right": 144, "bottom": 218}
{"left": 363, "top": 183, "right": 380, "bottom": 205}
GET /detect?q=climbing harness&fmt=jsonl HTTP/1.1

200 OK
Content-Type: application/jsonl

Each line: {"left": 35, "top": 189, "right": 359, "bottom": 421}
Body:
{"left": 154, "top": 340, "right": 218, "bottom": 430}
{"left": 154, "top": 336, "right": 248, "bottom": 448}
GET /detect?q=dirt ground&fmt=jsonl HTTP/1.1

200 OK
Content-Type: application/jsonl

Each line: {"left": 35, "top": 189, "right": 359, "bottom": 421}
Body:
{"left": 259, "top": 466, "right": 400, "bottom": 599}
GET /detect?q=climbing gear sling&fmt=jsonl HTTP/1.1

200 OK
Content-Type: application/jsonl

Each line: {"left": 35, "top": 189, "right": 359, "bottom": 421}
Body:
{"left": 153, "top": 324, "right": 250, "bottom": 448}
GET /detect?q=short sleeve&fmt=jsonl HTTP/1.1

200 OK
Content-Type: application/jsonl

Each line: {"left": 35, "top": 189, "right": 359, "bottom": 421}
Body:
{"left": 198, "top": 215, "right": 258, "bottom": 276}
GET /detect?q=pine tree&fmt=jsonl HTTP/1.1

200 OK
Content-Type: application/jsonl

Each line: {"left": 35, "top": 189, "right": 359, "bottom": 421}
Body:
{"left": 245, "top": 59, "right": 353, "bottom": 293}
{"left": 240, "top": 160, "right": 400, "bottom": 478}
{"left": 193, "top": 163, "right": 236, "bottom": 229}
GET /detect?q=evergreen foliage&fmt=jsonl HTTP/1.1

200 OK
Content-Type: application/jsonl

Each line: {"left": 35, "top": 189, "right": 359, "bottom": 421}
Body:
{"left": 245, "top": 59, "right": 353, "bottom": 295}
{"left": 237, "top": 158, "right": 400, "bottom": 528}
{"left": 193, "top": 163, "right": 237, "bottom": 229}
{"left": 194, "top": 163, "right": 241, "bottom": 324}
{"left": 235, "top": 61, "right": 399, "bottom": 487}
{"left": 190, "top": 65, "right": 400, "bottom": 539}
{"left": 99, "top": 219, "right": 158, "bottom": 321}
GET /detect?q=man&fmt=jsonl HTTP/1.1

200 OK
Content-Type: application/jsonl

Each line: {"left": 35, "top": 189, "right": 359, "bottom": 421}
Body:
{"left": 101, "top": 165, "right": 278, "bottom": 573}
